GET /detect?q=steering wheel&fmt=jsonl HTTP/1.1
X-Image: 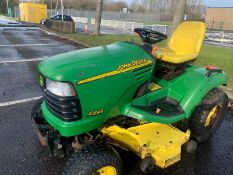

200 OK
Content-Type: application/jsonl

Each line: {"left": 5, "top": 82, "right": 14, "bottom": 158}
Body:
{"left": 134, "top": 28, "right": 167, "bottom": 45}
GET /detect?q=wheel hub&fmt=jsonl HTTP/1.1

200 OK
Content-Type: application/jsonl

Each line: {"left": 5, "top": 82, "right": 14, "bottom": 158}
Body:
{"left": 205, "top": 105, "right": 222, "bottom": 127}
{"left": 93, "top": 166, "right": 117, "bottom": 175}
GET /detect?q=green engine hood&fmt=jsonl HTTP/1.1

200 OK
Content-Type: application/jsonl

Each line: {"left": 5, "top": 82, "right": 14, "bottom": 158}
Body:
{"left": 39, "top": 42, "right": 152, "bottom": 82}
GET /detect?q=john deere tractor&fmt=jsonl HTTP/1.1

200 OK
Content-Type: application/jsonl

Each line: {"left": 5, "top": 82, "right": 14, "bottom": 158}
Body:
{"left": 32, "top": 21, "right": 229, "bottom": 175}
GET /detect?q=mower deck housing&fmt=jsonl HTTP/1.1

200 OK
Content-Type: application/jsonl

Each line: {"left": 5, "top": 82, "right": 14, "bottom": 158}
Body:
{"left": 101, "top": 123, "right": 190, "bottom": 168}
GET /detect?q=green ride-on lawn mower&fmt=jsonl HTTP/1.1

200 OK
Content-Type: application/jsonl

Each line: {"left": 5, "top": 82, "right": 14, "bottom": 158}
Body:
{"left": 32, "top": 21, "right": 229, "bottom": 175}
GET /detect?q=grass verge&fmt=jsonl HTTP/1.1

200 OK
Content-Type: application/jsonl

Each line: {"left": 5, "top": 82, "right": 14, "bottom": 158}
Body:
{"left": 60, "top": 33, "right": 233, "bottom": 89}
{"left": 195, "top": 45, "right": 233, "bottom": 89}
{"left": 61, "top": 33, "right": 142, "bottom": 47}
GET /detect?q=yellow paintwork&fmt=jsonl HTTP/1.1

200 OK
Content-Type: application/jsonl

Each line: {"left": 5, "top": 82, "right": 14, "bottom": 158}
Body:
{"left": 101, "top": 123, "right": 190, "bottom": 168}
{"left": 19, "top": 2, "right": 48, "bottom": 24}
{"left": 148, "top": 83, "right": 162, "bottom": 91}
{"left": 93, "top": 166, "right": 117, "bottom": 175}
{"left": 155, "top": 21, "right": 206, "bottom": 64}
{"left": 205, "top": 105, "right": 218, "bottom": 127}
{"left": 78, "top": 59, "right": 152, "bottom": 85}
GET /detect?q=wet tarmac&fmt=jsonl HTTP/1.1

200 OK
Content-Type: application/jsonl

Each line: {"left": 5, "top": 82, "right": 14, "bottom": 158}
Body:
{"left": 0, "top": 16, "right": 22, "bottom": 26}
{"left": 0, "top": 27, "right": 233, "bottom": 175}
{"left": 0, "top": 27, "right": 79, "bottom": 174}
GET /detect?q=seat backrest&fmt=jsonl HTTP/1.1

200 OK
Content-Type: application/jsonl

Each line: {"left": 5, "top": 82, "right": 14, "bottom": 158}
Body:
{"left": 168, "top": 21, "right": 206, "bottom": 55}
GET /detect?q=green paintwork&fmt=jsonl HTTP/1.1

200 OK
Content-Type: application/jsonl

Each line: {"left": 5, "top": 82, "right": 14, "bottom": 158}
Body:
{"left": 39, "top": 41, "right": 227, "bottom": 137}
{"left": 39, "top": 42, "right": 152, "bottom": 82}
{"left": 39, "top": 42, "right": 154, "bottom": 136}
{"left": 123, "top": 65, "right": 227, "bottom": 123}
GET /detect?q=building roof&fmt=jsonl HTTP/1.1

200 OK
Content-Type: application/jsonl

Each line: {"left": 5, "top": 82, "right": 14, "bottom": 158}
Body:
{"left": 207, "top": 7, "right": 233, "bottom": 8}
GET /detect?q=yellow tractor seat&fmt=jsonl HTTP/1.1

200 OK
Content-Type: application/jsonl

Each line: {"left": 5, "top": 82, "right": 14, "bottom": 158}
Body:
{"left": 155, "top": 21, "right": 206, "bottom": 64}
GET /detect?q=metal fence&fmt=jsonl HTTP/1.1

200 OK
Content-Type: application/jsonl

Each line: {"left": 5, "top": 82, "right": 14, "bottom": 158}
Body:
{"left": 72, "top": 17, "right": 143, "bottom": 32}
{"left": 47, "top": 9, "right": 166, "bottom": 32}
{"left": 206, "top": 20, "right": 233, "bottom": 31}
{"left": 47, "top": 9, "right": 160, "bottom": 23}
{"left": 13, "top": 7, "right": 170, "bottom": 34}
{"left": 13, "top": 7, "right": 165, "bottom": 32}
{"left": 144, "top": 25, "right": 171, "bottom": 35}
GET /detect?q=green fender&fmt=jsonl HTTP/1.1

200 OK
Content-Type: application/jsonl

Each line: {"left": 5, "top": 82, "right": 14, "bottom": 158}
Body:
{"left": 122, "top": 65, "right": 228, "bottom": 124}
{"left": 179, "top": 67, "right": 228, "bottom": 117}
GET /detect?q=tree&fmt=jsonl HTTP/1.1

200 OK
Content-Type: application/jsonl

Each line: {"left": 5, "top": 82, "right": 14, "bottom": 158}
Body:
{"left": 94, "top": 0, "right": 103, "bottom": 35}
{"left": 0, "top": 0, "right": 17, "bottom": 13}
{"left": 168, "top": 0, "right": 187, "bottom": 39}
{"left": 130, "top": 0, "right": 144, "bottom": 12}
{"left": 103, "top": 0, "right": 128, "bottom": 11}
{"left": 6, "top": 0, "right": 9, "bottom": 10}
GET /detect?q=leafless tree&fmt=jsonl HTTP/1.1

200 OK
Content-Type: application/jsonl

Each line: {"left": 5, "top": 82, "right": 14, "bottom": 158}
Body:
{"left": 168, "top": 0, "right": 187, "bottom": 39}
{"left": 0, "top": 0, "right": 17, "bottom": 13}
{"left": 130, "top": 0, "right": 204, "bottom": 13}
{"left": 130, "top": 0, "right": 144, "bottom": 12}
{"left": 103, "top": 0, "right": 128, "bottom": 11}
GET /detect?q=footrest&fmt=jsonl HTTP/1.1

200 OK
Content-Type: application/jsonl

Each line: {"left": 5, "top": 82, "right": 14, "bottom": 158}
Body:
{"left": 123, "top": 104, "right": 186, "bottom": 124}
{"left": 101, "top": 123, "right": 190, "bottom": 168}
{"left": 135, "top": 97, "right": 184, "bottom": 117}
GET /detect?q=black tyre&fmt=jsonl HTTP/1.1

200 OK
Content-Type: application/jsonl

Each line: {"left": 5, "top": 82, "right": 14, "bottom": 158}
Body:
{"left": 130, "top": 165, "right": 145, "bottom": 175}
{"left": 31, "top": 98, "right": 46, "bottom": 124}
{"left": 63, "top": 143, "right": 122, "bottom": 175}
{"left": 190, "top": 88, "right": 229, "bottom": 143}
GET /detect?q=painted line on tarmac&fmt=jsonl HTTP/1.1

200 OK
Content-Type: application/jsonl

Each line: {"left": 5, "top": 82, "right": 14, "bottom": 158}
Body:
{"left": 0, "top": 58, "right": 46, "bottom": 64}
{"left": 0, "top": 43, "right": 57, "bottom": 47}
{"left": 0, "top": 96, "right": 42, "bottom": 107}
{"left": 0, "top": 26, "right": 40, "bottom": 30}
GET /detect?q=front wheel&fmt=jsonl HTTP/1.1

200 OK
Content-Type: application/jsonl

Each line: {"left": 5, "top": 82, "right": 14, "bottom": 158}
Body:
{"left": 189, "top": 88, "right": 229, "bottom": 143}
{"left": 63, "top": 143, "right": 122, "bottom": 175}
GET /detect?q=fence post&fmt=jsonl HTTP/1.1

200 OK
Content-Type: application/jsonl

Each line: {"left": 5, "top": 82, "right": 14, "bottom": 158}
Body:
{"left": 211, "top": 21, "right": 214, "bottom": 30}
{"left": 14, "top": 6, "right": 16, "bottom": 18}
{"left": 220, "top": 21, "right": 224, "bottom": 31}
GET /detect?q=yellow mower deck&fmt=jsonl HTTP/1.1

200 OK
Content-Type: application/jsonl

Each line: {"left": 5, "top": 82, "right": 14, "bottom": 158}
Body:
{"left": 101, "top": 123, "right": 190, "bottom": 168}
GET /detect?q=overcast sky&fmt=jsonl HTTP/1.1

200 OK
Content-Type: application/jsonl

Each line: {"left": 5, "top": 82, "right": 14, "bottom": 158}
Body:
{"left": 123, "top": 0, "right": 233, "bottom": 7}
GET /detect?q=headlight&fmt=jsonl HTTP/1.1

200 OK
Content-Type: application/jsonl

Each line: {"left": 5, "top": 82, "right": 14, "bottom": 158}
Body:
{"left": 46, "top": 79, "right": 76, "bottom": 97}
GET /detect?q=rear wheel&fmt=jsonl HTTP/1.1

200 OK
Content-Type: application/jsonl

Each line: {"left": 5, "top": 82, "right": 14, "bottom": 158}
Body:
{"left": 63, "top": 143, "right": 122, "bottom": 175}
{"left": 190, "top": 88, "right": 228, "bottom": 143}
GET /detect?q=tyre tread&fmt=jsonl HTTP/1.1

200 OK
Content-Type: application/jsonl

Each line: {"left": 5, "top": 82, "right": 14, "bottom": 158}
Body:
{"left": 190, "top": 88, "right": 229, "bottom": 143}
{"left": 63, "top": 143, "right": 122, "bottom": 175}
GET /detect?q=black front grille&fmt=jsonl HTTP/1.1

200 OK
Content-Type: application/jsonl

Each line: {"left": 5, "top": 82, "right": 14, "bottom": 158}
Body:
{"left": 43, "top": 90, "right": 82, "bottom": 121}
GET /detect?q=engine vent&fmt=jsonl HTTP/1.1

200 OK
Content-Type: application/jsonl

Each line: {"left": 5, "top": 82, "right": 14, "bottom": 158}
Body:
{"left": 133, "top": 65, "right": 153, "bottom": 80}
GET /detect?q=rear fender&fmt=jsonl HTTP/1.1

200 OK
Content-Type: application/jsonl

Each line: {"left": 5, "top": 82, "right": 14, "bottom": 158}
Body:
{"left": 179, "top": 68, "right": 227, "bottom": 118}
{"left": 120, "top": 66, "right": 228, "bottom": 123}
